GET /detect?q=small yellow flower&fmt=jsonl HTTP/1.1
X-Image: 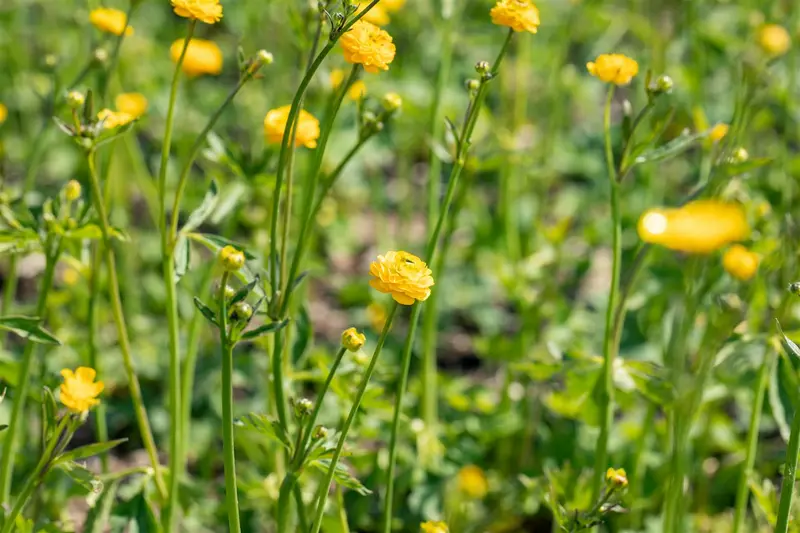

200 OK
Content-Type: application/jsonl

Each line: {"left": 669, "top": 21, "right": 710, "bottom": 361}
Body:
{"left": 340, "top": 20, "right": 396, "bottom": 74}
{"left": 64, "top": 180, "right": 82, "bottom": 201}
{"left": 89, "top": 7, "right": 133, "bottom": 36}
{"left": 97, "top": 108, "right": 135, "bottom": 129}
{"left": 587, "top": 54, "right": 639, "bottom": 85}
{"left": 170, "top": 38, "right": 223, "bottom": 77}
{"left": 61, "top": 267, "right": 81, "bottom": 287}
{"left": 457, "top": 465, "right": 489, "bottom": 499}
{"left": 723, "top": 245, "right": 759, "bottom": 281}
{"left": 381, "top": 0, "right": 406, "bottom": 11}
{"left": 370, "top": 251, "right": 434, "bottom": 305}
{"left": 361, "top": 4, "right": 390, "bottom": 26}
{"left": 606, "top": 467, "right": 628, "bottom": 488}
{"left": 219, "top": 245, "right": 245, "bottom": 272}
{"left": 758, "top": 24, "right": 791, "bottom": 56}
{"left": 638, "top": 200, "right": 749, "bottom": 254}
{"left": 263, "top": 105, "right": 320, "bottom": 149}
{"left": 490, "top": 0, "right": 540, "bottom": 34}
{"left": 115, "top": 93, "right": 148, "bottom": 118}
{"left": 382, "top": 92, "right": 402, "bottom": 111}
{"left": 60, "top": 367, "right": 104, "bottom": 413}
{"left": 171, "top": 0, "right": 223, "bottom": 24}
{"left": 709, "top": 123, "right": 729, "bottom": 143}
{"left": 341, "top": 327, "right": 366, "bottom": 352}
{"left": 0, "top": 103, "right": 7, "bottom": 125}
{"left": 367, "top": 302, "right": 387, "bottom": 331}
{"left": 421, "top": 521, "right": 449, "bottom": 533}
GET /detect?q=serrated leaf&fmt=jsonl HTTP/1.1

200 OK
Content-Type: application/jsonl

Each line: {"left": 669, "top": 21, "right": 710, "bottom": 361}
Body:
{"left": 181, "top": 180, "right": 219, "bottom": 234}
{"left": 240, "top": 319, "right": 290, "bottom": 341}
{"left": 193, "top": 297, "right": 218, "bottom": 326}
{"left": 55, "top": 439, "right": 127, "bottom": 465}
{"left": 0, "top": 316, "right": 61, "bottom": 345}
{"left": 309, "top": 459, "right": 372, "bottom": 495}
{"left": 236, "top": 413, "right": 292, "bottom": 451}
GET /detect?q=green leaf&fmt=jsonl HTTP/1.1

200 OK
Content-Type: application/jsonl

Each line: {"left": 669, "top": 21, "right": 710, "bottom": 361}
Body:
{"left": 768, "top": 350, "right": 798, "bottom": 443}
{"left": 309, "top": 459, "right": 372, "bottom": 495}
{"left": 236, "top": 413, "right": 292, "bottom": 451}
{"left": 110, "top": 491, "right": 160, "bottom": 533}
{"left": 41, "top": 386, "right": 58, "bottom": 442}
{"left": 66, "top": 224, "right": 103, "bottom": 240}
{"left": 174, "top": 235, "right": 190, "bottom": 283}
{"left": 194, "top": 233, "right": 258, "bottom": 260}
{"left": 618, "top": 360, "right": 674, "bottom": 405}
{"left": 85, "top": 480, "right": 120, "bottom": 533}
{"left": 716, "top": 157, "right": 771, "bottom": 179}
{"left": 230, "top": 275, "right": 260, "bottom": 306}
{"left": 240, "top": 319, "right": 290, "bottom": 341}
{"left": 0, "top": 316, "right": 61, "bottom": 345}
{"left": 628, "top": 130, "right": 709, "bottom": 168}
{"left": 55, "top": 439, "right": 127, "bottom": 465}
{"left": 181, "top": 180, "right": 219, "bottom": 234}
{"left": 56, "top": 461, "right": 103, "bottom": 494}
{"left": 193, "top": 297, "right": 218, "bottom": 326}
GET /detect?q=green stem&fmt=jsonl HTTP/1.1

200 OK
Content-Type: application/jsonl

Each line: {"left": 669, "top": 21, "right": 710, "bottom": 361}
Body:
{"left": 99, "top": 1, "right": 136, "bottom": 100}
{"left": 218, "top": 270, "right": 242, "bottom": 533}
{"left": 591, "top": 84, "right": 620, "bottom": 500}
{"left": 629, "top": 403, "right": 655, "bottom": 529}
{"left": 309, "top": 303, "right": 399, "bottom": 533}
{"left": 87, "top": 150, "right": 166, "bottom": 498}
{"left": 309, "top": 135, "right": 372, "bottom": 219}
{"left": 776, "top": 398, "right": 800, "bottom": 533}
{"left": 0, "top": 241, "right": 60, "bottom": 505}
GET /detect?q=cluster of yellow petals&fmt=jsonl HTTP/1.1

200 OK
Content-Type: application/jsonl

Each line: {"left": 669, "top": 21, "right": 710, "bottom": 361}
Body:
{"left": 60, "top": 367, "right": 104, "bottom": 413}
{"left": 722, "top": 244, "right": 760, "bottom": 281}
{"left": 421, "top": 522, "right": 449, "bottom": 533}
{"left": 757, "top": 24, "right": 791, "bottom": 56}
{"left": 606, "top": 467, "right": 629, "bottom": 488}
{"left": 171, "top": 0, "right": 223, "bottom": 24}
{"left": 89, "top": 7, "right": 133, "bottom": 36}
{"left": 369, "top": 251, "right": 434, "bottom": 305}
{"left": 170, "top": 38, "right": 223, "bottom": 76}
{"left": 638, "top": 200, "right": 749, "bottom": 254}
{"left": 263, "top": 105, "right": 321, "bottom": 149}
{"left": 115, "top": 93, "right": 148, "bottom": 118}
{"left": 340, "top": 20, "right": 396, "bottom": 73}
{"left": 490, "top": 0, "right": 541, "bottom": 34}
{"left": 587, "top": 54, "right": 639, "bottom": 85}
{"left": 457, "top": 465, "right": 489, "bottom": 499}
{"left": 97, "top": 108, "right": 135, "bottom": 129}
{"left": 709, "top": 123, "right": 729, "bottom": 143}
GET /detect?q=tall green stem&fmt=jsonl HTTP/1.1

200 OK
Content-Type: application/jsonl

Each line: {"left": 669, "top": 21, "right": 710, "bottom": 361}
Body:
{"left": 309, "top": 304, "right": 399, "bottom": 533}
{"left": 776, "top": 398, "right": 800, "bottom": 533}
{"left": 592, "top": 85, "right": 620, "bottom": 499}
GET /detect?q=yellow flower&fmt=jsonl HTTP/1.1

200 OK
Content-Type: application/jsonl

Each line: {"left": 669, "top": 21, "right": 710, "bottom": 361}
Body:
{"left": 0, "top": 103, "right": 6, "bottom": 124}
{"left": 758, "top": 24, "right": 791, "bottom": 56}
{"left": 457, "top": 465, "right": 489, "bottom": 499}
{"left": 330, "top": 69, "right": 346, "bottom": 89}
{"left": 171, "top": 0, "right": 223, "bottom": 24}
{"left": 97, "top": 108, "right": 135, "bottom": 129}
{"left": 361, "top": 4, "right": 390, "bottom": 26}
{"left": 490, "top": 0, "right": 540, "bottom": 34}
{"left": 369, "top": 251, "right": 434, "bottom": 305}
{"left": 381, "top": 0, "right": 406, "bottom": 11}
{"left": 60, "top": 367, "right": 104, "bottom": 412}
{"left": 89, "top": 7, "right": 133, "bottom": 36}
{"left": 263, "top": 105, "right": 320, "bottom": 149}
{"left": 709, "top": 123, "right": 729, "bottom": 143}
{"left": 587, "top": 54, "right": 639, "bottom": 85}
{"left": 115, "top": 93, "right": 148, "bottom": 118}
{"left": 606, "top": 467, "right": 628, "bottom": 488}
{"left": 638, "top": 200, "right": 749, "bottom": 254}
{"left": 330, "top": 70, "right": 367, "bottom": 100}
{"left": 61, "top": 267, "right": 81, "bottom": 286}
{"left": 421, "top": 521, "right": 449, "bottom": 533}
{"left": 219, "top": 245, "right": 245, "bottom": 272}
{"left": 64, "top": 180, "right": 82, "bottom": 201}
{"left": 367, "top": 302, "right": 387, "bottom": 331}
{"left": 723, "top": 245, "right": 759, "bottom": 281}
{"left": 340, "top": 20, "right": 396, "bottom": 74}
{"left": 341, "top": 327, "right": 366, "bottom": 351}
{"left": 170, "top": 38, "right": 223, "bottom": 77}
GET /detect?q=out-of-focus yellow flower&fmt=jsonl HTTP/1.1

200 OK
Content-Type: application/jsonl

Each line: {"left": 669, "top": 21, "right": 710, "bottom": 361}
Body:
{"left": 723, "top": 245, "right": 759, "bottom": 281}
{"left": 709, "top": 123, "right": 729, "bottom": 143}
{"left": 89, "top": 7, "right": 133, "bottom": 36}
{"left": 606, "top": 467, "right": 628, "bottom": 488}
{"left": 758, "top": 24, "right": 791, "bottom": 56}
{"left": 330, "top": 70, "right": 367, "bottom": 100}
{"left": 361, "top": 4, "right": 390, "bottom": 25}
{"left": 638, "top": 200, "right": 749, "bottom": 254}
{"left": 421, "top": 521, "right": 449, "bottom": 533}
{"left": 62, "top": 267, "right": 81, "bottom": 286}
{"left": 0, "top": 103, "right": 7, "bottom": 124}
{"left": 171, "top": 0, "right": 223, "bottom": 24}
{"left": 115, "top": 93, "right": 148, "bottom": 118}
{"left": 330, "top": 69, "right": 346, "bottom": 89}
{"left": 340, "top": 20, "right": 396, "bottom": 73}
{"left": 341, "top": 327, "right": 366, "bottom": 351}
{"left": 490, "top": 0, "right": 540, "bottom": 34}
{"left": 382, "top": 92, "right": 402, "bottom": 111}
{"left": 64, "top": 180, "right": 82, "bottom": 201}
{"left": 369, "top": 251, "right": 434, "bottom": 305}
{"left": 457, "top": 465, "right": 489, "bottom": 499}
{"left": 381, "top": 0, "right": 405, "bottom": 11}
{"left": 60, "top": 367, "right": 104, "bottom": 412}
{"left": 587, "top": 54, "right": 639, "bottom": 85}
{"left": 97, "top": 108, "right": 135, "bottom": 129}
{"left": 367, "top": 302, "right": 387, "bottom": 331}
{"left": 170, "top": 38, "right": 223, "bottom": 76}
{"left": 263, "top": 105, "right": 320, "bottom": 149}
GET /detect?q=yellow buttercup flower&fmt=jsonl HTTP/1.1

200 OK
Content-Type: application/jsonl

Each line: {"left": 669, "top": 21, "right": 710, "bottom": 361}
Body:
{"left": 62, "top": 267, "right": 81, "bottom": 286}
{"left": 361, "top": 4, "right": 390, "bottom": 26}
{"left": 60, "top": 367, "right": 104, "bottom": 413}
{"left": 723, "top": 245, "right": 759, "bottom": 281}
{"left": 170, "top": 38, "right": 223, "bottom": 77}
{"left": 97, "top": 108, "right": 135, "bottom": 129}
{"left": 89, "top": 7, "right": 133, "bottom": 36}
{"left": 171, "top": 0, "right": 223, "bottom": 24}
{"left": 457, "top": 465, "right": 489, "bottom": 499}
{"left": 606, "top": 467, "right": 628, "bottom": 488}
{"left": 758, "top": 24, "right": 791, "bottom": 56}
{"left": 0, "top": 103, "right": 7, "bottom": 124}
{"left": 263, "top": 105, "right": 320, "bottom": 149}
{"left": 115, "top": 93, "right": 148, "bottom": 118}
{"left": 340, "top": 20, "right": 396, "bottom": 74}
{"left": 341, "top": 327, "right": 366, "bottom": 351}
{"left": 490, "top": 0, "right": 540, "bottom": 34}
{"left": 421, "top": 521, "right": 449, "bottom": 533}
{"left": 369, "top": 251, "right": 434, "bottom": 305}
{"left": 587, "top": 54, "right": 639, "bottom": 85}
{"left": 709, "top": 123, "right": 729, "bottom": 143}
{"left": 381, "top": 0, "right": 405, "bottom": 10}
{"left": 638, "top": 200, "right": 749, "bottom": 254}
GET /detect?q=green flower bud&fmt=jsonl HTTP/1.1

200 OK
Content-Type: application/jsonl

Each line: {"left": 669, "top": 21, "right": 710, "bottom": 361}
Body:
{"left": 341, "top": 327, "right": 366, "bottom": 352}
{"left": 219, "top": 245, "right": 246, "bottom": 272}
{"left": 229, "top": 301, "right": 253, "bottom": 322}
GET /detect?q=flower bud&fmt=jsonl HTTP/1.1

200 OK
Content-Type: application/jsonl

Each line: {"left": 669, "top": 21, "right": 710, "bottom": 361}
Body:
{"left": 605, "top": 467, "right": 628, "bottom": 488}
{"left": 66, "top": 91, "right": 85, "bottom": 109}
{"left": 63, "top": 180, "right": 82, "bottom": 201}
{"left": 341, "top": 327, "right": 366, "bottom": 352}
{"left": 44, "top": 54, "right": 58, "bottom": 69}
{"left": 651, "top": 74, "right": 674, "bottom": 95}
{"left": 730, "top": 147, "right": 749, "bottom": 163}
{"left": 312, "top": 425, "right": 329, "bottom": 440}
{"left": 475, "top": 60, "right": 490, "bottom": 75}
{"left": 256, "top": 50, "right": 274, "bottom": 66}
{"left": 382, "top": 92, "right": 402, "bottom": 112}
{"left": 293, "top": 398, "right": 313, "bottom": 418}
{"left": 221, "top": 284, "right": 236, "bottom": 301}
{"left": 709, "top": 123, "right": 729, "bottom": 143}
{"left": 93, "top": 48, "right": 109, "bottom": 64}
{"left": 465, "top": 79, "right": 480, "bottom": 92}
{"left": 219, "top": 245, "right": 246, "bottom": 272}
{"left": 789, "top": 282, "right": 800, "bottom": 296}
{"left": 229, "top": 301, "right": 253, "bottom": 322}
